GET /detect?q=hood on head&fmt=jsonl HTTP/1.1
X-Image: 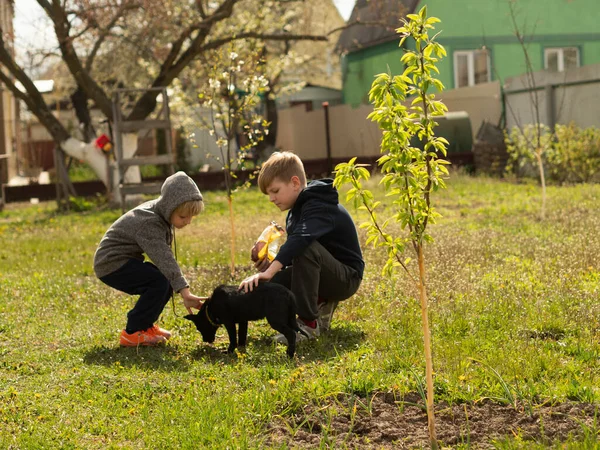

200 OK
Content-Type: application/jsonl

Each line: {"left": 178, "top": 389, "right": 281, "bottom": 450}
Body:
{"left": 156, "top": 171, "right": 203, "bottom": 222}
{"left": 297, "top": 178, "right": 338, "bottom": 207}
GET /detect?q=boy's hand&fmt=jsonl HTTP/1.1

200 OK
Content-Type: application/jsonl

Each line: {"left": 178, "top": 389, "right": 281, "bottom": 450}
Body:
{"left": 250, "top": 241, "right": 264, "bottom": 262}
{"left": 254, "top": 257, "right": 271, "bottom": 272}
{"left": 239, "top": 273, "right": 268, "bottom": 293}
{"left": 179, "top": 288, "right": 207, "bottom": 314}
{"left": 239, "top": 260, "right": 283, "bottom": 293}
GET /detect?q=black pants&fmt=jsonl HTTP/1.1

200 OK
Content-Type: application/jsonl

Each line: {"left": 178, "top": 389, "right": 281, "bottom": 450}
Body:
{"left": 271, "top": 241, "right": 362, "bottom": 321}
{"left": 99, "top": 259, "right": 173, "bottom": 333}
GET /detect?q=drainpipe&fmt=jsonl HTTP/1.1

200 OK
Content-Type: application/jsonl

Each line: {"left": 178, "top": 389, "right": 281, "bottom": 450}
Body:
{"left": 323, "top": 101, "right": 332, "bottom": 174}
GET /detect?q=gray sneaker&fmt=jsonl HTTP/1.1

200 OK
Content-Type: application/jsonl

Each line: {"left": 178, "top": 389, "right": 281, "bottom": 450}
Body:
{"left": 273, "top": 319, "right": 320, "bottom": 345}
{"left": 317, "top": 301, "right": 339, "bottom": 332}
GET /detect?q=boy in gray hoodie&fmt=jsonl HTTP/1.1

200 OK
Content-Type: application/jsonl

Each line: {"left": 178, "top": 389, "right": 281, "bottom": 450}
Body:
{"left": 94, "top": 171, "right": 205, "bottom": 347}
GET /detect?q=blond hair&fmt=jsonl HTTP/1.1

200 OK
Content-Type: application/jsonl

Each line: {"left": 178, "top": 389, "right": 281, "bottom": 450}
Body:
{"left": 174, "top": 199, "right": 204, "bottom": 216}
{"left": 257, "top": 151, "right": 307, "bottom": 194}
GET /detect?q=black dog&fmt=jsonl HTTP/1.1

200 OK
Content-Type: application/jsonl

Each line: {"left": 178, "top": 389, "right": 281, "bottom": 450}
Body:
{"left": 184, "top": 283, "right": 305, "bottom": 358}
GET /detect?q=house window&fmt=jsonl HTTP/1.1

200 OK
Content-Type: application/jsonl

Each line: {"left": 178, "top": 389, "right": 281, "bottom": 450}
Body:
{"left": 544, "top": 47, "right": 579, "bottom": 72}
{"left": 454, "top": 50, "right": 490, "bottom": 88}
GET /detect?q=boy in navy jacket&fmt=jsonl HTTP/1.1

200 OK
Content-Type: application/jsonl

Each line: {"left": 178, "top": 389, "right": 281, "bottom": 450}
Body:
{"left": 240, "top": 152, "right": 364, "bottom": 341}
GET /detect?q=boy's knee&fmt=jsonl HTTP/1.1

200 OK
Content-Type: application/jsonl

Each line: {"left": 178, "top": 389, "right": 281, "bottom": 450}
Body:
{"left": 152, "top": 273, "right": 171, "bottom": 294}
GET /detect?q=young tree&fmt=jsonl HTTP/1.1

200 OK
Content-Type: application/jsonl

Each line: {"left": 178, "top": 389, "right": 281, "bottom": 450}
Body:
{"left": 334, "top": 7, "right": 449, "bottom": 449}
{"left": 503, "top": 0, "right": 549, "bottom": 219}
{"left": 193, "top": 43, "right": 269, "bottom": 276}
{"left": 1, "top": 0, "right": 329, "bottom": 203}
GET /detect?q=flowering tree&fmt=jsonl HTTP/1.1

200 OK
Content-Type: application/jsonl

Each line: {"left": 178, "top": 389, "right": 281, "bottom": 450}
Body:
{"left": 1, "top": 0, "right": 330, "bottom": 204}
{"left": 194, "top": 44, "right": 270, "bottom": 275}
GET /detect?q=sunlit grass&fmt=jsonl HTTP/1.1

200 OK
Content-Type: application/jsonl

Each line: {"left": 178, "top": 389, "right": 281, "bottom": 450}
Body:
{"left": 0, "top": 173, "right": 599, "bottom": 448}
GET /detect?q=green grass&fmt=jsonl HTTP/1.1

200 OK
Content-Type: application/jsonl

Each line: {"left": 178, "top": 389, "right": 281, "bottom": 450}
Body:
{"left": 1, "top": 174, "right": 599, "bottom": 448}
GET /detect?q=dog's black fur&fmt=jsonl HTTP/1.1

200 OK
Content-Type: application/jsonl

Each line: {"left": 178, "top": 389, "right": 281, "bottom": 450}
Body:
{"left": 184, "top": 283, "right": 303, "bottom": 358}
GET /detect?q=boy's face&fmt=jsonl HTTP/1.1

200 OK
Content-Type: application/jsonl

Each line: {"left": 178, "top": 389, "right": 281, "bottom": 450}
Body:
{"left": 266, "top": 176, "right": 302, "bottom": 211}
{"left": 170, "top": 211, "right": 193, "bottom": 229}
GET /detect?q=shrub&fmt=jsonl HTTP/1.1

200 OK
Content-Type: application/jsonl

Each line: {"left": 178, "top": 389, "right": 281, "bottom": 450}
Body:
{"left": 505, "top": 123, "right": 600, "bottom": 184}
{"left": 548, "top": 124, "right": 600, "bottom": 183}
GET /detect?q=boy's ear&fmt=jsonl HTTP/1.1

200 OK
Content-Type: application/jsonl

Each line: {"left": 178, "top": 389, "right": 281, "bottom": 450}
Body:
{"left": 291, "top": 175, "right": 302, "bottom": 190}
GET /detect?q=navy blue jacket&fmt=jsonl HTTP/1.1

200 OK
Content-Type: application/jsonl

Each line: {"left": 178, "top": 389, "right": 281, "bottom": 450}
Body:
{"left": 275, "top": 179, "right": 364, "bottom": 278}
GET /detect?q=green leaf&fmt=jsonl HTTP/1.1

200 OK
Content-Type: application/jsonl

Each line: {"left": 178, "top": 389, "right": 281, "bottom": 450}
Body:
{"left": 423, "top": 45, "right": 433, "bottom": 58}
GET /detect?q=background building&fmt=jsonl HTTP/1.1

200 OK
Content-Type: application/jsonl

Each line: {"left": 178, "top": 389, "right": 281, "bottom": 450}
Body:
{"left": 337, "top": 0, "right": 600, "bottom": 106}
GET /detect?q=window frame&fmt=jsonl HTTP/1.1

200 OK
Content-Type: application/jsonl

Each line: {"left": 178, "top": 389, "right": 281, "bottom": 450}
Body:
{"left": 453, "top": 49, "right": 491, "bottom": 89}
{"left": 544, "top": 46, "right": 580, "bottom": 72}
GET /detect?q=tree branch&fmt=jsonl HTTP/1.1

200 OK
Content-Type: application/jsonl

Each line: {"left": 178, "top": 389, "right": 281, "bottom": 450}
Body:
{"left": 0, "top": 34, "right": 69, "bottom": 143}
{"left": 159, "top": 25, "right": 204, "bottom": 75}
{"left": 126, "top": 0, "right": 241, "bottom": 120}
{"left": 196, "top": 0, "right": 207, "bottom": 18}
{"left": 85, "top": 2, "right": 142, "bottom": 71}
{"left": 41, "top": 0, "right": 113, "bottom": 119}
{"left": 327, "top": 19, "right": 396, "bottom": 37}
{"left": 200, "top": 31, "right": 327, "bottom": 52}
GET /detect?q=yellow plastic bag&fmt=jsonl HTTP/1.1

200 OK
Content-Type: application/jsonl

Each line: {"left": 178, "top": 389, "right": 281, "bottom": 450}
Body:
{"left": 252, "top": 221, "right": 285, "bottom": 262}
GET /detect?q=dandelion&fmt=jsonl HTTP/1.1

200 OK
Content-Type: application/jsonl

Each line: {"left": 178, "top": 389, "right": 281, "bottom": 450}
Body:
{"left": 268, "top": 379, "right": 276, "bottom": 386}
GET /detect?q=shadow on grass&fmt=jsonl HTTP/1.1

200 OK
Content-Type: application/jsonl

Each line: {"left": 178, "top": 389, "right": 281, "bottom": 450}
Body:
{"left": 187, "top": 322, "right": 366, "bottom": 365}
{"left": 83, "top": 344, "right": 191, "bottom": 372}
{"left": 299, "top": 322, "right": 367, "bottom": 362}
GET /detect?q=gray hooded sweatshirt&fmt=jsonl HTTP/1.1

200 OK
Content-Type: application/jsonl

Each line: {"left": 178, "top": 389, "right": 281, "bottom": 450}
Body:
{"left": 93, "top": 171, "right": 202, "bottom": 293}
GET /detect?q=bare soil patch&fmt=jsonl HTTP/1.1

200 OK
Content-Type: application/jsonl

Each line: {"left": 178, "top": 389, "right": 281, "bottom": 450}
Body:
{"left": 266, "top": 393, "right": 598, "bottom": 448}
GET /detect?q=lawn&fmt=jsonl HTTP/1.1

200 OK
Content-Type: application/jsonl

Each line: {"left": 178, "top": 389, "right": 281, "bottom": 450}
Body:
{"left": 0, "top": 174, "right": 599, "bottom": 449}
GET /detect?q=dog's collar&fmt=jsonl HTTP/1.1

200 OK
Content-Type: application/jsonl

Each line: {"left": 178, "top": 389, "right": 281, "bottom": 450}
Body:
{"left": 205, "top": 303, "right": 221, "bottom": 327}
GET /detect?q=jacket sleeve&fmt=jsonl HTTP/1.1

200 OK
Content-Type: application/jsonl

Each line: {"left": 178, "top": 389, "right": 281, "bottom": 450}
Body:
{"left": 275, "top": 200, "right": 334, "bottom": 267}
{"left": 135, "top": 221, "right": 188, "bottom": 292}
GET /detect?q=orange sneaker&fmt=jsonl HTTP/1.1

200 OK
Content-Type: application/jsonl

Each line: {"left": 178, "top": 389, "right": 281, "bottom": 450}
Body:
{"left": 119, "top": 328, "right": 167, "bottom": 347}
{"left": 149, "top": 324, "right": 172, "bottom": 339}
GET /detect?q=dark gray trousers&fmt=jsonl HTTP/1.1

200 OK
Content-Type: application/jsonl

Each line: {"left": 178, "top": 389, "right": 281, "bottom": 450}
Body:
{"left": 271, "top": 241, "right": 361, "bottom": 321}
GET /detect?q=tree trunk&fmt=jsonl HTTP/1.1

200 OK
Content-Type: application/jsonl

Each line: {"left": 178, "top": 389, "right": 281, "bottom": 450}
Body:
{"left": 60, "top": 133, "right": 141, "bottom": 200}
{"left": 535, "top": 150, "right": 546, "bottom": 220}
{"left": 417, "top": 244, "right": 438, "bottom": 450}
{"left": 227, "top": 195, "right": 236, "bottom": 277}
{"left": 70, "top": 87, "right": 95, "bottom": 143}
